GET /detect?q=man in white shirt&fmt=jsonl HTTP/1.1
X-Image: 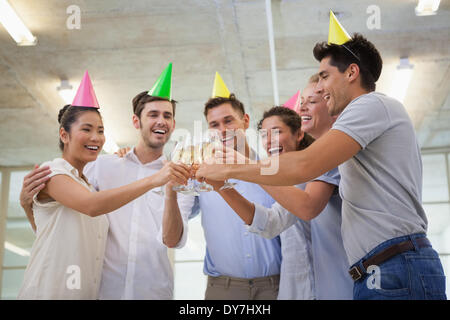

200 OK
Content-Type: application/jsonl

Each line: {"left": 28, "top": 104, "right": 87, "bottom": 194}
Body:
{"left": 20, "top": 91, "right": 194, "bottom": 299}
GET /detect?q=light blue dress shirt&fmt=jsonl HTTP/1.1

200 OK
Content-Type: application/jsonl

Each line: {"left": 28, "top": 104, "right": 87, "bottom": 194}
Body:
{"left": 191, "top": 178, "right": 282, "bottom": 279}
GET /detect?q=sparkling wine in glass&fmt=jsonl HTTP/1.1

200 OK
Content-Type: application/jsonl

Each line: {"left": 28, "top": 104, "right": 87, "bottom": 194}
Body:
{"left": 171, "top": 141, "right": 188, "bottom": 193}
{"left": 178, "top": 145, "right": 199, "bottom": 196}
{"left": 195, "top": 141, "right": 214, "bottom": 192}
{"left": 217, "top": 132, "right": 237, "bottom": 190}
{"left": 153, "top": 141, "right": 182, "bottom": 195}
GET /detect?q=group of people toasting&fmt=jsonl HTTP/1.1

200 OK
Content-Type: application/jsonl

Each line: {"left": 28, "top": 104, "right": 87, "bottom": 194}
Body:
{"left": 17, "top": 11, "right": 446, "bottom": 300}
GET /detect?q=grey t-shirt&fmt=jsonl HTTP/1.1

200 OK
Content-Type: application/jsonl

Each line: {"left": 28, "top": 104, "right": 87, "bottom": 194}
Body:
{"left": 332, "top": 92, "right": 427, "bottom": 265}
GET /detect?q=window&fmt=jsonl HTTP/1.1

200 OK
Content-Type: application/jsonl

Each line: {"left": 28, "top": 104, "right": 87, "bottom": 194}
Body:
{"left": 0, "top": 169, "right": 35, "bottom": 299}
{"left": 422, "top": 154, "right": 449, "bottom": 202}
{"left": 422, "top": 152, "right": 450, "bottom": 298}
{"left": 173, "top": 213, "right": 207, "bottom": 299}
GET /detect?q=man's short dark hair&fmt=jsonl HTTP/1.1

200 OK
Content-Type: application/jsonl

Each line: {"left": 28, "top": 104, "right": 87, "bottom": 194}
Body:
{"left": 204, "top": 93, "right": 245, "bottom": 118}
{"left": 313, "top": 33, "right": 382, "bottom": 92}
{"left": 132, "top": 91, "right": 177, "bottom": 119}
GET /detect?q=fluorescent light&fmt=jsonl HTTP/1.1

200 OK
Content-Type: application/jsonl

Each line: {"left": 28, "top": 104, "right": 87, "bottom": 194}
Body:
{"left": 103, "top": 131, "right": 119, "bottom": 154}
{"left": 5, "top": 241, "right": 30, "bottom": 257}
{"left": 0, "top": 0, "right": 37, "bottom": 45}
{"left": 390, "top": 57, "right": 414, "bottom": 103}
{"left": 415, "top": 0, "right": 440, "bottom": 16}
{"left": 57, "top": 80, "right": 75, "bottom": 104}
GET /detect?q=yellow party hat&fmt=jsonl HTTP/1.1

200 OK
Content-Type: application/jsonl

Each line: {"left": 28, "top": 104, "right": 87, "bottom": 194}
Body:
{"left": 211, "top": 72, "right": 230, "bottom": 98}
{"left": 328, "top": 10, "right": 351, "bottom": 45}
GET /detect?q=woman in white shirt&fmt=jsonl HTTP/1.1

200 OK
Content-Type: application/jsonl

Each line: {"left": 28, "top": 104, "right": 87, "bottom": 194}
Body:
{"left": 18, "top": 105, "right": 190, "bottom": 299}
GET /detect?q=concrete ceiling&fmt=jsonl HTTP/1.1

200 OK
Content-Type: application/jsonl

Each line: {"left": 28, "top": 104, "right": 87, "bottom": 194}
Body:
{"left": 0, "top": 0, "right": 449, "bottom": 166}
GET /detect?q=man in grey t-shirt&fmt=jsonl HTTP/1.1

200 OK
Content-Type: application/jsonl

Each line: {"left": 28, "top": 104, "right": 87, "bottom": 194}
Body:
{"left": 196, "top": 33, "right": 446, "bottom": 300}
{"left": 332, "top": 90, "right": 428, "bottom": 265}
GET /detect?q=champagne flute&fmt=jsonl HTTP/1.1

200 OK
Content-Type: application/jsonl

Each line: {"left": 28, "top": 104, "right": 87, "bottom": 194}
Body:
{"left": 217, "top": 132, "right": 237, "bottom": 190}
{"left": 178, "top": 145, "right": 199, "bottom": 196}
{"left": 152, "top": 140, "right": 182, "bottom": 195}
{"left": 171, "top": 141, "right": 183, "bottom": 163}
{"left": 171, "top": 141, "right": 188, "bottom": 193}
{"left": 195, "top": 141, "right": 214, "bottom": 192}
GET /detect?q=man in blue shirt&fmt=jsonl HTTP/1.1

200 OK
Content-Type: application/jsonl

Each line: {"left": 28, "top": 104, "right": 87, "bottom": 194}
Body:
{"left": 193, "top": 93, "right": 281, "bottom": 300}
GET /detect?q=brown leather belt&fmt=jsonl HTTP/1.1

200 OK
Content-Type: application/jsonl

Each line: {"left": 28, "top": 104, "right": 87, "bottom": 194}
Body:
{"left": 348, "top": 237, "right": 431, "bottom": 282}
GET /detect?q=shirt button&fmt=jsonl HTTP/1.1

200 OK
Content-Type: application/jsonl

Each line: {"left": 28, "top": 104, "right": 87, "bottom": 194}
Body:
{"left": 246, "top": 254, "right": 251, "bottom": 258}
{"left": 244, "top": 232, "right": 249, "bottom": 236}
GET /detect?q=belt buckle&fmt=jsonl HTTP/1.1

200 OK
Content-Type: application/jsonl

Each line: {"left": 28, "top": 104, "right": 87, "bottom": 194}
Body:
{"left": 349, "top": 266, "right": 363, "bottom": 281}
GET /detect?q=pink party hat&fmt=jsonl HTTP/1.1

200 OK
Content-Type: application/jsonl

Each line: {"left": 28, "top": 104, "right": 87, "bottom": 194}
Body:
{"left": 71, "top": 70, "right": 100, "bottom": 108}
{"left": 283, "top": 90, "right": 301, "bottom": 111}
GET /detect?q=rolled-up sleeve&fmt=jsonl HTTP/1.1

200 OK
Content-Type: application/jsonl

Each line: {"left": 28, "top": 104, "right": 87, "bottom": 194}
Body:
{"left": 248, "top": 202, "right": 297, "bottom": 239}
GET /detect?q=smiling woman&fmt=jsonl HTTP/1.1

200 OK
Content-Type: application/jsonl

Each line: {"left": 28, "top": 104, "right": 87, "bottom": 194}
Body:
{"left": 57, "top": 105, "right": 105, "bottom": 170}
{"left": 17, "top": 103, "right": 111, "bottom": 299}
{"left": 58, "top": 105, "right": 103, "bottom": 151}
{"left": 257, "top": 106, "right": 314, "bottom": 155}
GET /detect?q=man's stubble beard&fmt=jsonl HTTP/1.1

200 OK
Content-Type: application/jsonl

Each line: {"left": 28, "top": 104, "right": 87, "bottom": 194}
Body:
{"left": 140, "top": 122, "right": 171, "bottom": 150}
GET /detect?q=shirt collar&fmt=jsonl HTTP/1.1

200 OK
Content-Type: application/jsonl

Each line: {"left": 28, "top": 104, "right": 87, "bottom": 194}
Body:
{"left": 58, "top": 158, "right": 91, "bottom": 185}
{"left": 59, "top": 158, "right": 79, "bottom": 176}
{"left": 125, "top": 147, "right": 166, "bottom": 167}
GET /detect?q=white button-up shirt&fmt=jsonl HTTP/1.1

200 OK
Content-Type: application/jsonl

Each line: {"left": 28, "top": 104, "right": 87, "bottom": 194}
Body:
{"left": 18, "top": 158, "right": 109, "bottom": 300}
{"left": 84, "top": 148, "right": 195, "bottom": 300}
{"left": 249, "top": 184, "right": 315, "bottom": 300}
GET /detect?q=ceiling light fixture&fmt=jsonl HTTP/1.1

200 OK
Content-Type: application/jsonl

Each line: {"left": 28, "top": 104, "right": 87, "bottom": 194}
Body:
{"left": 415, "top": 0, "right": 440, "bottom": 16}
{"left": 0, "top": 0, "right": 37, "bottom": 46}
{"left": 391, "top": 57, "right": 414, "bottom": 103}
{"left": 56, "top": 80, "right": 75, "bottom": 104}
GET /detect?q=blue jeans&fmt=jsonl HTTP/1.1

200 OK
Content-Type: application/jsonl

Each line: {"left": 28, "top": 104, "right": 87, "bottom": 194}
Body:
{"left": 351, "top": 233, "right": 447, "bottom": 300}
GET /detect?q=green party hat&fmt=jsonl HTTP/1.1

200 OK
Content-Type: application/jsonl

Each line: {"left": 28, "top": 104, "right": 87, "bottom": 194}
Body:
{"left": 148, "top": 62, "right": 172, "bottom": 100}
